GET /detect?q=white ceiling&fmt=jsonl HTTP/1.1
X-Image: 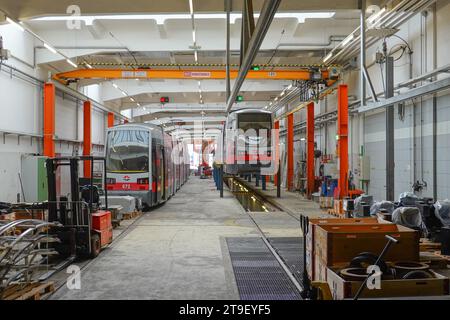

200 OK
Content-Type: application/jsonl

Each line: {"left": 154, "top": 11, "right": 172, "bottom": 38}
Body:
{"left": 0, "top": 0, "right": 367, "bottom": 129}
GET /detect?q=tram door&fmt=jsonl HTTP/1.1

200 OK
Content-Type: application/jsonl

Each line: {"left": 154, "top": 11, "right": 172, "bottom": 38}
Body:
{"left": 160, "top": 145, "right": 166, "bottom": 200}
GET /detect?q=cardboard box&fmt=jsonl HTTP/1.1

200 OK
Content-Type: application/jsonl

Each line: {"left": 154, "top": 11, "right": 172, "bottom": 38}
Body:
{"left": 314, "top": 224, "right": 420, "bottom": 267}
{"left": 327, "top": 267, "right": 449, "bottom": 299}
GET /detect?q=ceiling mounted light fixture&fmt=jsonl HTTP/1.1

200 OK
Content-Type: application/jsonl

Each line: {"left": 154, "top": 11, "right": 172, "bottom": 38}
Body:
{"left": 6, "top": 17, "right": 25, "bottom": 32}
{"left": 43, "top": 42, "right": 57, "bottom": 54}
{"left": 31, "top": 12, "right": 336, "bottom": 26}
{"left": 323, "top": 52, "right": 333, "bottom": 63}
{"left": 66, "top": 59, "right": 78, "bottom": 68}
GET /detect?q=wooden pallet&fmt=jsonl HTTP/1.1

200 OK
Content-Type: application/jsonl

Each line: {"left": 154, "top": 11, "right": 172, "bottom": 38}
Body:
{"left": 326, "top": 209, "right": 345, "bottom": 218}
{"left": 420, "top": 240, "right": 441, "bottom": 252}
{"left": 2, "top": 282, "right": 55, "bottom": 300}
{"left": 122, "top": 211, "right": 143, "bottom": 220}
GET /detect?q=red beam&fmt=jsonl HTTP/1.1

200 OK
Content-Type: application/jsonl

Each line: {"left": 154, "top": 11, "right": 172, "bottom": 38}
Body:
{"left": 43, "top": 83, "right": 55, "bottom": 158}
{"left": 83, "top": 101, "right": 92, "bottom": 178}
{"left": 337, "top": 84, "right": 349, "bottom": 199}
{"left": 274, "top": 120, "right": 280, "bottom": 186}
{"left": 306, "top": 102, "right": 315, "bottom": 198}
{"left": 107, "top": 112, "right": 114, "bottom": 128}
{"left": 287, "top": 113, "right": 294, "bottom": 191}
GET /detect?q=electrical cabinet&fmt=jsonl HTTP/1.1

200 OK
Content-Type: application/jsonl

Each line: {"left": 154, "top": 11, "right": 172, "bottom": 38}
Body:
{"left": 360, "top": 156, "right": 370, "bottom": 180}
{"left": 21, "top": 155, "right": 48, "bottom": 202}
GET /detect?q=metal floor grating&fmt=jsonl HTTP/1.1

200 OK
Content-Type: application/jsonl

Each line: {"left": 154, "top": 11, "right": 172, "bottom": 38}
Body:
{"left": 267, "top": 237, "right": 304, "bottom": 283}
{"left": 226, "top": 237, "right": 302, "bottom": 300}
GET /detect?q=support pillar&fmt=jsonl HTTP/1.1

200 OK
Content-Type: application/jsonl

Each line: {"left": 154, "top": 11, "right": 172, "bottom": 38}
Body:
{"left": 306, "top": 102, "right": 315, "bottom": 198}
{"left": 385, "top": 56, "right": 395, "bottom": 201}
{"left": 274, "top": 120, "right": 280, "bottom": 186}
{"left": 287, "top": 113, "right": 294, "bottom": 191}
{"left": 262, "top": 175, "right": 266, "bottom": 190}
{"left": 83, "top": 101, "right": 92, "bottom": 178}
{"left": 107, "top": 112, "right": 114, "bottom": 128}
{"left": 43, "top": 83, "right": 55, "bottom": 158}
{"left": 337, "top": 85, "right": 349, "bottom": 199}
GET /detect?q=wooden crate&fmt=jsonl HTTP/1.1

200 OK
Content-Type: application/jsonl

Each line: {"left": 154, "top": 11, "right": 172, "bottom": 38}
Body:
{"left": 314, "top": 224, "right": 420, "bottom": 267}
{"left": 319, "top": 196, "right": 334, "bottom": 209}
{"left": 14, "top": 209, "right": 46, "bottom": 220}
{"left": 305, "top": 218, "right": 380, "bottom": 280}
{"left": 333, "top": 199, "right": 344, "bottom": 215}
{"left": 327, "top": 267, "right": 449, "bottom": 300}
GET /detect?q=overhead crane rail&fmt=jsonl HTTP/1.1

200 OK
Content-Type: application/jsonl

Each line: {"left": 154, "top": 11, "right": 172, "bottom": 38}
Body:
{"left": 53, "top": 68, "right": 336, "bottom": 85}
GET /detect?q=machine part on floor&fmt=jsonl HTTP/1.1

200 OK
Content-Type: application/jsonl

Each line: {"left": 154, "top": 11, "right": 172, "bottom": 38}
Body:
{"left": 353, "top": 235, "right": 399, "bottom": 300}
{"left": 392, "top": 207, "right": 427, "bottom": 236}
{"left": 442, "top": 227, "right": 450, "bottom": 255}
{"left": 370, "top": 200, "right": 395, "bottom": 216}
{"left": 340, "top": 268, "right": 369, "bottom": 281}
{"left": 349, "top": 252, "right": 388, "bottom": 274}
{"left": 0, "top": 219, "right": 61, "bottom": 297}
{"left": 391, "top": 261, "right": 430, "bottom": 278}
{"left": 343, "top": 198, "right": 355, "bottom": 218}
{"left": 402, "top": 270, "right": 433, "bottom": 280}
{"left": 46, "top": 156, "right": 112, "bottom": 259}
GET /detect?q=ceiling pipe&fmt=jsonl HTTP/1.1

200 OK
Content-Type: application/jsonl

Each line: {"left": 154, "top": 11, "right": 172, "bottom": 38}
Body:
{"left": 226, "top": 0, "right": 282, "bottom": 113}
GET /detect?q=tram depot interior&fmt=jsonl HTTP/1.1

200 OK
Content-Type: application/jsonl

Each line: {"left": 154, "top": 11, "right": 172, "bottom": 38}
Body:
{"left": 1, "top": 0, "right": 450, "bottom": 302}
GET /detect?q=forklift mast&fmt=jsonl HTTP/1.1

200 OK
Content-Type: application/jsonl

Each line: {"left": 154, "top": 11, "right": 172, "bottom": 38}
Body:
{"left": 46, "top": 156, "right": 109, "bottom": 223}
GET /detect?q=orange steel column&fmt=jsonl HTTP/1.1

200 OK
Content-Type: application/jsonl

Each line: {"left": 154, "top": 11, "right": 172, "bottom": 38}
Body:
{"left": 83, "top": 101, "right": 92, "bottom": 178}
{"left": 287, "top": 113, "right": 294, "bottom": 191}
{"left": 306, "top": 102, "right": 315, "bottom": 198}
{"left": 43, "top": 83, "right": 55, "bottom": 158}
{"left": 273, "top": 120, "right": 280, "bottom": 185}
{"left": 107, "top": 112, "right": 114, "bottom": 128}
{"left": 337, "top": 84, "right": 349, "bottom": 199}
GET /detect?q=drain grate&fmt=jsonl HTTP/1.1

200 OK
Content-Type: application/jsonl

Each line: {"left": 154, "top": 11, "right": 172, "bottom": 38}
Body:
{"left": 268, "top": 237, "right": 304, "bottom": 283}
{"left": 226, "top": 237, "right": 302, "bottom": 300}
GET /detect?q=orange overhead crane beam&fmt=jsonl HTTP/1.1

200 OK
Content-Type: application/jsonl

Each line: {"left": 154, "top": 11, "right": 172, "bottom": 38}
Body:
{"left": 53, "top": 68, "right": 331, "bottom": 84}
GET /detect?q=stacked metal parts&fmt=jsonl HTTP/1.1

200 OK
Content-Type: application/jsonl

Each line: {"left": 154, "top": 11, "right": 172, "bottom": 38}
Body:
{"left": 0, "top": 220, "right": 61, "bottom": 298}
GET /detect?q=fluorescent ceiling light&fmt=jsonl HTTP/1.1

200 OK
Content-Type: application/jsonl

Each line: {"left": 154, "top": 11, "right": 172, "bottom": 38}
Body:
{"left": 323, "top": 52, "right": 333, "bottom": 63}
{"left": 192, "top": 29, "right": 196, "bottom": 43}
{"left": 43, "top": 42, "right": 57, "bottom": 54}
{"left": 66, "top": 59, "right": 78, "bottom": 68}
{"left": 194, "top": 51, "right": 198, "bottom": 63}
{"left": 121, "top": 91, "right": 128, "bottom": 96}
{"left": 85, "top": 62, "right": 93, "bottom": 69}
{"left": 189, "top": 0, "right": 194, "bottom": 15}
{"left": 367, "top": 7, "right": 386, "bottom": 24}
{"left": 113, "top": 83, "right": 119, "bottom": 89}
{"left": 31, "top": 12, "right": 336, "bottom": 26}
{"left": 130, "top": 97, "right": 135, "bottom": 102}
{"left": 6, "top": 17, "right": 25, "bottom": 32}
{"left": 341, "top": 33, "right": 354, "bottom": 48}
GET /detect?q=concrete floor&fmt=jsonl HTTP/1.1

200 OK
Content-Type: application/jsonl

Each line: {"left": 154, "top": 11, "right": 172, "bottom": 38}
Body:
{"left": 51, "top": 177, "right": 300, "bottom": 300}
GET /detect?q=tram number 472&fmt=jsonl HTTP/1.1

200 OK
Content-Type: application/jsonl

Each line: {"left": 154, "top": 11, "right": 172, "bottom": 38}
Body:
{"left": 122, "top": 184, "right": 131, "bottom": 190}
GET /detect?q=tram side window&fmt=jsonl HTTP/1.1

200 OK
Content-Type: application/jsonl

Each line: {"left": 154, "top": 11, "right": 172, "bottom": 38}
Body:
{"left": 106, "top": 130, "right": 150, "bottom": 173}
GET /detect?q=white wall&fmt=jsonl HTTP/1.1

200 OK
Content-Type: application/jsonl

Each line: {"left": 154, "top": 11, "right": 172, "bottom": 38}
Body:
{"left": 0, "top": 25, "right": 108, "bottom": 202}
{"left": 288, "top": 2, "right": 450, "bottom": 201}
